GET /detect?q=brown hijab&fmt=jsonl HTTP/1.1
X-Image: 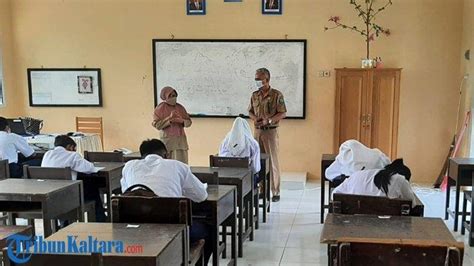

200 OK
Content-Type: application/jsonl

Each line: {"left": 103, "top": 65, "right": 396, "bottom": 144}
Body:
{"left": 153, "top": 86, "right": 190, "bottom": 137}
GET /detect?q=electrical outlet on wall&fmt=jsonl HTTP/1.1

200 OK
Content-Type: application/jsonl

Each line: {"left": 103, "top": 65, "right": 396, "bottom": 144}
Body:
{"left": 318, "top": 71, "right": 325, "bottom": 78}
{"left": 318, "top": 70, "right": 331, "bottom": 78}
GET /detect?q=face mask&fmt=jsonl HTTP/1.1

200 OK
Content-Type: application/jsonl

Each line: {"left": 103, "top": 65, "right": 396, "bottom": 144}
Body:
{"left": 166, "top": 97, "right": 177, "bottom": 106}
{"left": 256, "top": 80, "right": 264, "bottom": 89}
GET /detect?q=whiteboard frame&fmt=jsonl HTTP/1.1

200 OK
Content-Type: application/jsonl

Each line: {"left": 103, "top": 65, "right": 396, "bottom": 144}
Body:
{"left": 27, "top": 68, "right": 103, "bottom": 107}
{"left": 152, "top": 39, "right": 307, "bottom": 119}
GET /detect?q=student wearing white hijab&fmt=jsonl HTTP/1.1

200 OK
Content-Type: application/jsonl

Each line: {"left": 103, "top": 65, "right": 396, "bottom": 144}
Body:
{"left": 325, "top": 139, "right": 391, "bottom": 181}
{"left": 219, "top": 117, "right": 261, "bottom": 175}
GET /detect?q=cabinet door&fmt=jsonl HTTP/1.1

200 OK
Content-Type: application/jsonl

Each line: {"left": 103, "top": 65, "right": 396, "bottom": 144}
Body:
{"left": 367, "top": 70, "right": 400, "bottom": 158}
{"left": 334, "top": 70, "right": 370, "bottom": 151}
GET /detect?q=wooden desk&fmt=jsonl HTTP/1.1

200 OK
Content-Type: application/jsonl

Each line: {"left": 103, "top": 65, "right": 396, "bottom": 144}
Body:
{"left": 78, "top": 162, "right": 124, "bottom": 221}
{"left": 321, "top": 214, "right": 464, "bottom": 265}
{"left": 259, "top": 153, "right": 271, "bottom": 222}
{"left": 123, "top": 152, "right": 141, "bottom": 162}
{"left": 194, "top": 185, "right": 237, "bottom": 266}
{"left": 321, "top": 154, "right": 337, "bottom": 223}
{"left": 0, "top": 225, "right": 33, "bottom": 249}
{"left": 446, "top": 158, "right": 474, "bottom": 232}
{"left": 22, "top": 222, "right": 186, "bottom": 266}
{"left": 0, "top": 179, "right": 83, "bottom": 237}
{"left": 191, "top": 166, "right": 252, "bottom": 258}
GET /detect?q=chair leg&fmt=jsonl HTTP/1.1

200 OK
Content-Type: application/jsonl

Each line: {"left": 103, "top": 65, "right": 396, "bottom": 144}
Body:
{"left": 222, "top": 225, "right": 227, "bottom": 259}
{"left": 461, "top": 196, "right": 467, "bottom": 235}
{"left": 254, "top": 189, "right": 259, "bottom": 230}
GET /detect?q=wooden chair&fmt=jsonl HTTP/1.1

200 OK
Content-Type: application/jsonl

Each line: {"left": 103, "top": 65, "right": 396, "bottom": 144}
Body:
{"left": 0, "top": 160, "right": 9, "bottom": 224}
{"left": 329, "top": 242, "right": 463, "bottom": 266}
{"left": 461, "top": 189, "right": 473, "bottom": 246}
{"left": 209, "top": 155, "right": 261, "bottom": 229}
{"left": 21, "top": 166, "right": 96, "bottom": 222}
{"left": 331, "top": 193, "right": 412, "bottom": 216}
{"left": 84, "top": 151, "right": 123, "bottom": 162}
{"left": 0, "top": 159, "right": 9, "bottom": 179}
{"left": 76, "top": 117, "right": 104, "bottom": 150}
{"left": 194, "top": 171, "right": 219, "bottom": 185}
{"left": 111, "top": 196, "right": 204, "bottom": 265}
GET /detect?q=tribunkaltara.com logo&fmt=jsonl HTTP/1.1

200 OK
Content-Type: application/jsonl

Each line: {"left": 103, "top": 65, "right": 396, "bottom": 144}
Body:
{"left": 6, "top": 234, "right": 144, "bottom": 264}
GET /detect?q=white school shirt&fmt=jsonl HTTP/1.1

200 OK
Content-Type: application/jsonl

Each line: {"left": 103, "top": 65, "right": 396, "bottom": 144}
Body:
{"left": 120, "top": 154, "right": 208, "bottom": 203}
{"left": 218, "top": 138, "right": 261, "bottom": 175}
{"left": 41, "top": 146, "right": 97, "bottom": 180}
{"left": 0, "top": 131, "right": 35, "bottom": 163}
{"left": 332, "top": 169, "right": 416, "bottom": 206}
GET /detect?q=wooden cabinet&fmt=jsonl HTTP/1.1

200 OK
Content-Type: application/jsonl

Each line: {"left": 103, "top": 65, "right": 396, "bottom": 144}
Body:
{"left": 334, "top": 68, "right": 401, "bottom": 159}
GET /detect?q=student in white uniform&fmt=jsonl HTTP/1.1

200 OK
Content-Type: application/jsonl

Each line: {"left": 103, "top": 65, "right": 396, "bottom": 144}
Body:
{"left": 41, "top": 135, "right": 106, "bottom": 222}
{"left": 121, "top": 139, "right": 210, "bottom": 265}
{"left": 0, "top": 117, "right": 40, "bottom": 177}
{"left": 325, "top": 139, "right": 391, "bottom": 185}
{"left": 219, "top": 117, "right": 261, "bottom": 185}
{"left": 333, "top": 158, "right": 416, "bottom": 206}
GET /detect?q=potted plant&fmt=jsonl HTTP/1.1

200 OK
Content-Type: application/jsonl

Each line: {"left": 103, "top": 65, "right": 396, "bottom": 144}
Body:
{"left": 324, "top": 0, "right": 392, "bottom": 68}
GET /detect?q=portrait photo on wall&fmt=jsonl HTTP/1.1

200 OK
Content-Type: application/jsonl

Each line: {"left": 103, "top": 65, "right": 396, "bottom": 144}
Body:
{"left": 262, "top": 0, "right": 282, "bottom": 14}
{"left": 187, "top": 0, "right": 206, "bottom": 15}
{"left": 77, "top": 76, "right": 93, "bottom": 94}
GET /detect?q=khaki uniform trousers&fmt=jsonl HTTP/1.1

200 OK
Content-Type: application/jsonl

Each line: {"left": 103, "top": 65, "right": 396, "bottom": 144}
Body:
{"left": 255, "top": 128, "right": 281, "bottom": 196}
{"left": 168, "top": 149, "right": 188, "bottom": 164}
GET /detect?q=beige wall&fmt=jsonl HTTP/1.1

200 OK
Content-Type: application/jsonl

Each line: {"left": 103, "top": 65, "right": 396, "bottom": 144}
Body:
{"left": 0, "top": 0, "right": 21, "bottom": 116}
{"left": 6, "top": 0, "right": 464, "bottom": 182}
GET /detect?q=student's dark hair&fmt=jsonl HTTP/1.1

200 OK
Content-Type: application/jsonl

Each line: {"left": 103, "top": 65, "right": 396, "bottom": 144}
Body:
{"left": 54, "top": 135, "right": 77, "bottom": 149}
{"left": 0, "top": 117, "right": 8, "bottom": 131}
{"left": 139, "top": 139, "right": 168, "bottom": 158}
{"left": 373, "top": 158, "right": 411, "bottom": 195}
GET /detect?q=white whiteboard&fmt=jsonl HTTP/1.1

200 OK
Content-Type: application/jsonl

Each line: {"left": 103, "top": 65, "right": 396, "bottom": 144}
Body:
{"left": 153, "top": 40, "right": 306, "bottom": 118}
{"left": 28, "top": 68, "right": 102, "bottom": 106}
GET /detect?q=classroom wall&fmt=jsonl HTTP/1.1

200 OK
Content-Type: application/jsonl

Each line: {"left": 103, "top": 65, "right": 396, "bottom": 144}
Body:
{"left": 7, "top": 0, "right": 464, "bottom": 183}
{"left": 0, "top": 0, "right": 21, "bottom": 117}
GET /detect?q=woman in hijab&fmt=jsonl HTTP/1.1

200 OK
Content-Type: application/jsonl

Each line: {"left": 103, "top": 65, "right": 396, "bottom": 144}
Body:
{"left": 219, "top": 117, "right": 261, "bottom": 175}
{"left": 152, "top": 86, "right": 192, "bottom": 164}
{"left": 333, "top": 158, "right": 416, "bottom": 206}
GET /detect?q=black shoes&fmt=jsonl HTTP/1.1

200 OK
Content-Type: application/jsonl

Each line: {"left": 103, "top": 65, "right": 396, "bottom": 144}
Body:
{"left": 272, "top": 195, "right": 280, "bottom": 202}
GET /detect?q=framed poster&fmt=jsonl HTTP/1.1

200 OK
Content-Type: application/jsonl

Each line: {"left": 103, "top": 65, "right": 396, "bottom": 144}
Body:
{"left": 187, "top": 0, "right": 206, "bottom": 15}
{"left": 262, "top": 0, "right": 282, "bottom": 15}
{"left": 28, "top": 68, "right": 102, "bottom": 107}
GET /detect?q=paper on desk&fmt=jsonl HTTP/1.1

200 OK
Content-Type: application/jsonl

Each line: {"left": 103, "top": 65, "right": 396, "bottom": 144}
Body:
{"left": 203, "top": 183, "right": 208, "bottom": 189}
{"left": 126, "top": 224, "right": 140, "bottom": 228}
{"left": 94, "top": 167, "right": 105, "bottom": 172}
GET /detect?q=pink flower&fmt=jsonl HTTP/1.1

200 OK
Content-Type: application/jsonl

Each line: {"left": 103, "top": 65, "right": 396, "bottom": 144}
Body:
{"left": 328, "top": 16, "right": 341, "bottom": 23}
{"left": 368, "top": 33, "right": 375, "bottom": 42}
{"left": 384, "top": 29, "right": 391, "bottom": 36}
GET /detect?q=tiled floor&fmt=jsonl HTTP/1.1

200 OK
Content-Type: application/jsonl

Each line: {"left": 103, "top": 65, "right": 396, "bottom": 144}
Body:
{"left": 217, "top": 181, "right": 474, "bottom": 265}
{"left": 27, "top": 181, "right": 474, "bottom": 265}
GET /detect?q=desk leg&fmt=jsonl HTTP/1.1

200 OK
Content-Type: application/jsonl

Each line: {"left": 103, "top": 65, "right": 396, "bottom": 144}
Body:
{"left": 262, "top": 173, "right": 267, "bottom": 223}
{"left": 250, "top": 189, "right": 255, "bottom": 241}
{"left": 454, "top": 182, "right": 461, "bottom": 232}
{"left": 105, "top": 178, "right": 112, "bottom": 222}
{"left": 320, "top": 176, "right": 325, "bottom": 223}
{"left": 445, "top": 178, "right": 451, "bottom": 220}
{"left": 231, "top": 191, "right": 237, "bottom": 265}
{"left": 238, "top": 186, "right": 244, "bottom": 258}
{"left": 470, "top": 187, "right": 474, "bottom": 246}
{"left": 42, "top": 215, "right": 53, "bottom": 237}
{"left": 267, "top": 173, "right": 271, "bottom": 213}
{"left": 211, "top": 221, "right": 219, "bottom": 266}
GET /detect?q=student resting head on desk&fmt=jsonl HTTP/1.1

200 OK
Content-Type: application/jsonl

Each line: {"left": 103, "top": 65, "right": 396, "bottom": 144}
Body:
{"left": 121, "top": 139, "right": 211, "bottom": 265}
{"left": 332, "top": 158, "right": 416, "bottom": 207}
{"left": 0, "top": 116, "right": 41, "bottom": 178}
{"left": 219, "top": 117, "right": 261, "bottom": 187}
{"left": 41, "top": 135, "right": 106, "bottom": 222}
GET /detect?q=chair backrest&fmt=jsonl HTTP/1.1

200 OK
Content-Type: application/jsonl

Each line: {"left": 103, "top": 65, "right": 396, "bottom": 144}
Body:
{"left": 332, "top": 193, "right": 412, "bottom": 216}
{"left": 0, "top": 159, "right": 9, "bottom": 179}
{"left": 111, "top": 196, "right": 192, "bottom": 226}
{"left": 193, "top": 171, "right": 219, "bottom": 185}
{"left": 75, "top": 117, "right": 104, "bottom": 149}
{"left": 334, "top": 242, "right": 463, "bottom": 266}
{"left": 209, "top": 155, "right": 250, "bottom": 168}
{"left": 84, "top": 151, "right": 123, "bottom": 162}
{"left": 23, "top": 166, "right": 72, "bottom": 180}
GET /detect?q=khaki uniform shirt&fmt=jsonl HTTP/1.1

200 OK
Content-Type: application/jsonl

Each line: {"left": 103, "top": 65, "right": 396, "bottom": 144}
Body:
{"left": 248, "top": 88, "right": 287, "bottom": 127}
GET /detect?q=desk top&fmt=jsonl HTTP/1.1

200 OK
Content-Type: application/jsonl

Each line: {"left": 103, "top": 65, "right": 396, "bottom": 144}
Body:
{"left": 0, "top": 179, "right": 81, "bottom": 196}
{"left": 45, "top": 222, "right": 185, "bottom": 257}
{"left": 191, "top": 166, "right": 250, "bottom": 180}
{"left": 449, "top": 158, "right": 474, "bottom": 167}
{"left": 0, "top": 225, "right": 32, "bottom": 248}
{"left": 260, "top": 153, "right": 269, "bottom": 160}
{"left": 322, "top": 154, "right": 337, "bottom": 161}
{"left": 205, "top": 185, "right": 236, "bottom": 202}
{"left": 321, "top": 214, "right": 462, "bottom": 248}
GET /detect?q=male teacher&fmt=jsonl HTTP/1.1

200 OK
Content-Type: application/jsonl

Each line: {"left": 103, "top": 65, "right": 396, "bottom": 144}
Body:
{"left": 248, "top": 68, "right": 286, "bottom": 202}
